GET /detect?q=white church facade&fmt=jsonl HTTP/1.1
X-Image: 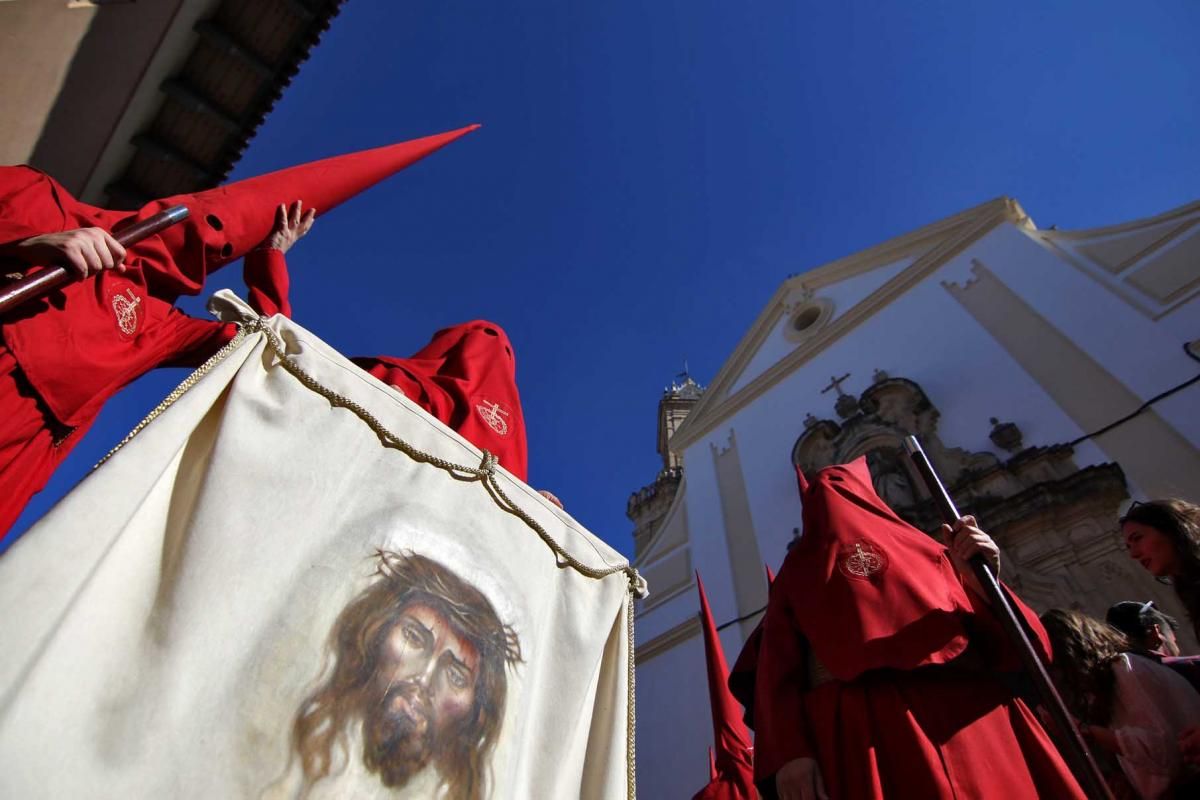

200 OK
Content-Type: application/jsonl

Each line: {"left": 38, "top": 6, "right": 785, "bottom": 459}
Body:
{"left": 629, "top": 196, "right": 1200, "bottom": 799}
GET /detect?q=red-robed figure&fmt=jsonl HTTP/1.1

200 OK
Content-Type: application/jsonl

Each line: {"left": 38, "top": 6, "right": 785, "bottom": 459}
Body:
{"left": 0, "top": 125, "right": 529, "bottom": 540}
{"left": 731, "top": 457, "right": 1086, "bottom": 800}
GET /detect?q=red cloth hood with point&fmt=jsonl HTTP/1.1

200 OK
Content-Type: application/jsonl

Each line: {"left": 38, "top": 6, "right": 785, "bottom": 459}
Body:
{"left": 0, "top": 126, "right": 478, "bottom": 426}
{"left": 779, "top": 456, "right": 973, "bottom": 681}
{"left": 139, "top": 124, "right": 481, "bottom": 285}
{"left": 691, "top": 573, "right": 755, "bottom": 800}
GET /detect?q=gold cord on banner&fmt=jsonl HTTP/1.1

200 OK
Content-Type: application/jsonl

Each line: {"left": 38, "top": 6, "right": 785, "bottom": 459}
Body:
{"left": 95, "top": 325, "right": 251, "bottom": 469}
{"left": 94, "top": 317, "right": 642, "bottom": 799}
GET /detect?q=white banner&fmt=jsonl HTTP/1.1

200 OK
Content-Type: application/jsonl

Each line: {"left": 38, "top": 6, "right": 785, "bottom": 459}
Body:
{"left": 0, "top": 293, "right": 640, "bottom": 800}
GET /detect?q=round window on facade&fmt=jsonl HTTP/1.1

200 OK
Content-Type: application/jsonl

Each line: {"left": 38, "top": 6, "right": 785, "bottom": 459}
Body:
{"left": 792, "top": 305, "right": 822, "bottom": 332}
{"left": 785, "top": 298, "right": 833, "bottom": 342}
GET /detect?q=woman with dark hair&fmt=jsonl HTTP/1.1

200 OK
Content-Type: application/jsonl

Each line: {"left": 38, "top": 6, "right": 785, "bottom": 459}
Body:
{"left": 1122, "top": 498, "right": 1200, "bottom": 770}
{"left": 1121, "top": 499, "right": 1200, "bottom": 639}
{"left": 1041, "top": 609, "right": 1200, "bottom": 798}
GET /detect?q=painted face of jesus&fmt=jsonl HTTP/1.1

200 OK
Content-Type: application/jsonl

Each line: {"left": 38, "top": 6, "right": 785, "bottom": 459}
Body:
{"left": 361, "top": 602, "right": 481, "bottom": 786}
{"left": 380, "top": 603, "right": 480, "bottom": 723}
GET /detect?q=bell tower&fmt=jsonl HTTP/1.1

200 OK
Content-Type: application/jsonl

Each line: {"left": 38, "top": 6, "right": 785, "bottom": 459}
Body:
{"left": 628, "top": 370, "right": 703, "bottom": 559}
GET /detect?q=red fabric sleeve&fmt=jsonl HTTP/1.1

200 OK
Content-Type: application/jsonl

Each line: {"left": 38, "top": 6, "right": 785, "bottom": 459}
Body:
{"left": 242, "top": 248, "right": 291, "bottom": 318}
{"left": 155, "top": 309, "right": 240, "bottom": 370}
{"left": 157, "top": 248, "right": 290, "bottom": 368}
{"left": 752, "top": 584, "right": 815, "bottom": 785}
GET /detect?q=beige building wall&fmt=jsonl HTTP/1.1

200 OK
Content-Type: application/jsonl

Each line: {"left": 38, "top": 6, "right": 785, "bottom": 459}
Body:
{"left": 0, "top": 1, "right": 99, "bottom": 168}
{"left": 0, "top": 0, "right": 198, "bottom": 196}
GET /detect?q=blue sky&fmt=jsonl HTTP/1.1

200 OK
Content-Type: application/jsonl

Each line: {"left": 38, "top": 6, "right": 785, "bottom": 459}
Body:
{"left": 8, "top": 0, "right": 1199, "bottom": 557}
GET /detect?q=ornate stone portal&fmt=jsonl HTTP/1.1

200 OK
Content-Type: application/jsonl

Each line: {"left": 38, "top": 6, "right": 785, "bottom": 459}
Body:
{"left": 791, "top": 376, "right": 1192, "bottom": 643}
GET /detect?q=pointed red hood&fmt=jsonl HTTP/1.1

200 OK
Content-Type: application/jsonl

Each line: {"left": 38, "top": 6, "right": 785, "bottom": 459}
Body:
{"left": 691, "top": 573, "right": 755, "bottom": 800}
{"left": 136, "top": 124, "right": 479, "bottom": 278}
{"left": 782, "top": 456, "right": 976, "bottom": 680}
{"left": 1, "top": 126, "right": 479, "bottom": 299}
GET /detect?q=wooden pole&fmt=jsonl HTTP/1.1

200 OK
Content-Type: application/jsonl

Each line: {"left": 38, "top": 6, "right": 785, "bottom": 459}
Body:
{"left": 902, "top": 435, "right": 1114, "bottom": 800}
{"left": 0, "top": 205, "right": 190, "bottom": 316}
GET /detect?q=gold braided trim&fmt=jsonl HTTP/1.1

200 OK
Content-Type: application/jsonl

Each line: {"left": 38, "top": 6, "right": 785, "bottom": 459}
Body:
{"left": 626, "top": 591, "right": 637, "bottom": 800}
{"left": 94, "top": 317, "right": 642, "bottom": 798}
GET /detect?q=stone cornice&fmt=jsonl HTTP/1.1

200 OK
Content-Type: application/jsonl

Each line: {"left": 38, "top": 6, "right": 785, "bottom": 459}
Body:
{"left": 1037, "top": 197, "right": 1200, "bottom": 242}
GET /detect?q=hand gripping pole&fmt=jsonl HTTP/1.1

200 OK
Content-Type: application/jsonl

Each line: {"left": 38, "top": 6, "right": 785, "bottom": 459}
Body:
{"left": 0, "top": 205, "right": 190, "bottom": 316}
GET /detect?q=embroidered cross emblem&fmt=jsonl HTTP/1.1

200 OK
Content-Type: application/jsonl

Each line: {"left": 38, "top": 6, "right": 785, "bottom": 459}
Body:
{"left": 111, "top": 288, "right": 142, "bottom": 336}
{"left": 475, "top": 399, "right": 511, "bottom": 436}
{"left": 839, "top": 541, "right": 887, "bottom": 580}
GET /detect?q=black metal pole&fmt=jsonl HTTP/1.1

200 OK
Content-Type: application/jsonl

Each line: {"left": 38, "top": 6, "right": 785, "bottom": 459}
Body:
{"left": 902, "top": 435, "right": 1114, "bottom": 800}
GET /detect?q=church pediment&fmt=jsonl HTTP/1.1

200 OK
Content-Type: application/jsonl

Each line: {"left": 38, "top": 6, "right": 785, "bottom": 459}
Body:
{"left": 670, "top": 197, "right": 1029, "bottom": 452}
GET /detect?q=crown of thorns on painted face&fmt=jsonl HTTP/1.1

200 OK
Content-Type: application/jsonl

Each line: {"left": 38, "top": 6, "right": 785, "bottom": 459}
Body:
{"left": 127, "top": 126, "right": 479, "bottom": 277}
{"left": 366, "top": 550, "right": 521, "bottom": 721}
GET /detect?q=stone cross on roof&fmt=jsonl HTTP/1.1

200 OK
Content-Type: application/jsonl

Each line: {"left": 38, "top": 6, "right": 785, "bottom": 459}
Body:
{"left": 821, "top": 373, "right": 852, "bottom": 397}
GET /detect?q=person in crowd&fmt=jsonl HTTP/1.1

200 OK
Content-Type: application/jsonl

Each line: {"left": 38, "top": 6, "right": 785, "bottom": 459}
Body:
{"left": 1108, "top": 601, "right": 1183, "bottom": 657}
{"left": 1042, "top": 608, "right": 1200, "bottom": 798}
{"left": 1108, "top": 600, "right": 1200, "bottom": 696}
{"left": 1122, "top": 500, "right": 1200, "bottom": 638}
{"left": 1121, "top": 499, "right": 1200, "bottom": 769}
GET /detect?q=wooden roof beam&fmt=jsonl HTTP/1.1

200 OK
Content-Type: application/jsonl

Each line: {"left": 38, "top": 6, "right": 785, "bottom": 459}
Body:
{"left": 280, "top": 0, "right": 318, "bottom": 19}
{"left": 194, "top": 20, "right": 274, "bottom": 77}
{"left": 130, "top": 133, "right": 215, "bottom": 183}
{"left": 159, "top": 79, "right": 242, "bottom": 132}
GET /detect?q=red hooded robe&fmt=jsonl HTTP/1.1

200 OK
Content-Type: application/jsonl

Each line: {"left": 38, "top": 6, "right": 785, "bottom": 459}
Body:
{"left": 735, "top": 457, "right": 1086, "bottom": 799}
{"left": 0, "top": 124, "right": 531, "bottom": 537}
{"left": 0, "top": 165, "right": 246, "bottom": 538}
